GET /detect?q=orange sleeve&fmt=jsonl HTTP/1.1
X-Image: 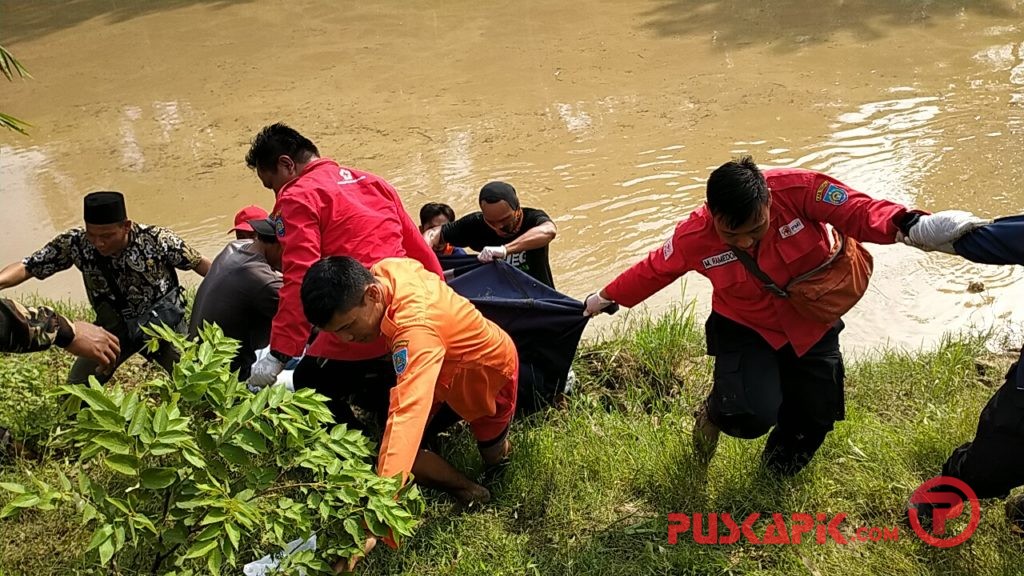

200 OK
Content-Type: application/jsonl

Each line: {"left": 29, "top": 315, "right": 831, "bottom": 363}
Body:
{"left": 377, "top": 325, "right": 446, "bottom": 482}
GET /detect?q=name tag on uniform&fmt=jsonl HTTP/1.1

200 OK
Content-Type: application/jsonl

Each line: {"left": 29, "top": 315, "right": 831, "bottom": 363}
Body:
{"left": 702, "top": 251, "right": 737, "bottom": 269}
{"left": 778, "top": 218, "right": 805, "bottom": 239}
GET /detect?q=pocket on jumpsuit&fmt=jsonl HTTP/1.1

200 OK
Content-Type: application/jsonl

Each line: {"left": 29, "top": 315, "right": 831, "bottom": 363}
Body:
{"left": 711, "top": 348, "right": 784, "bottom": 438}
{"left": 713, "top": 352, "right": 748, "bottom": 416}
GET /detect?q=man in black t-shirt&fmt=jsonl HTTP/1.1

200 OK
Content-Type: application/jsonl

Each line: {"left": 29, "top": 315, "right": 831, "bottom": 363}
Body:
{"left": 424, "top": 181, "right": 558, "bottom": 287}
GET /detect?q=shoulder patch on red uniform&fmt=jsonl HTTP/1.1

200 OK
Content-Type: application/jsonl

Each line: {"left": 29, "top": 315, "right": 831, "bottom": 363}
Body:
{"left": 814, "top": 181, "right": 829, "bottom": 202}
{"left": 819, "top": 183, "right": 849, "bottom": 206}
{"left": 662, "top": 236, "right": 674, "bottom": 260}
{"left": 270, "top": 213, "right": 286, "bottom": 237}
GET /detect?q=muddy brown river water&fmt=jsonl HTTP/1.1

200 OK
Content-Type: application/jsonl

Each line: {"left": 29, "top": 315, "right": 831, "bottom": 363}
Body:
{"left": 1, "top": 0, "right": 1023, "bottom": 353}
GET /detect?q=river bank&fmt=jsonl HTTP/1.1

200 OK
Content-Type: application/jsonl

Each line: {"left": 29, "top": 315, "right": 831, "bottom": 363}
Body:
{"left": 1, "top": 297, "right": 1022, "bottom": 574}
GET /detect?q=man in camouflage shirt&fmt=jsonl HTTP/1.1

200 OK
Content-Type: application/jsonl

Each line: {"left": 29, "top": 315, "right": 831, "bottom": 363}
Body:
{"left": 0, "top": 191, "right": 210, "bottom": 384}
{"left": 0, "top": 297, "right": 121, "bottom": 457}
{"left": 1, "top": 298, "right": 119, "bottom": 358}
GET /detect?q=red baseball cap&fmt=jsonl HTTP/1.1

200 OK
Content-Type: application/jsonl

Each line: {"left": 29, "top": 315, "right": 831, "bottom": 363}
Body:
{"left": 229, "top": 205, "right": 269, "bottom": 233}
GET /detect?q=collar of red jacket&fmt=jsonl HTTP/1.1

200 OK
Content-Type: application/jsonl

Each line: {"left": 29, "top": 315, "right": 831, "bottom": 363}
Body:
{"left": 277, "top": 158, "right": 338, "bottom": 197}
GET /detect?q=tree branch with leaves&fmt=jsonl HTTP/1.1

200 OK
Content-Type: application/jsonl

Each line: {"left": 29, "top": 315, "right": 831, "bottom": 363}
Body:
{"left": 0, "top": 323, "right": 423, "bottom": 575}
{"left": 1, "top": 44, "right": 32, "bottom": 135}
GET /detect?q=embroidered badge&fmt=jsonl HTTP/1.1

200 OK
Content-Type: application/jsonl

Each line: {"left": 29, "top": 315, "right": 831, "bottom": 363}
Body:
{"left": 662, "top": 236, "right": 674, "bottom": 260}
{"left": 392, "top": 347, "right": 409, "bottom": 375}
{"left": 270, "top": 214, "right": 285, "bottom": 237}
{"left": 702, "top": 251, "right": 738, "bottom": 270}
{"left": 820, "top": 183, "right": 849, "bottom": 206}
{"left": 814, "top": 181, "right": 829, "bottom": 202}
{"left": 779, "top": 218, "right": 805, "bottom": 239}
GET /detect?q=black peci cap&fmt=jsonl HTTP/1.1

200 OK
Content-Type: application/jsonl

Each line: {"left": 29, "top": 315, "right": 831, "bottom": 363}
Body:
{"left": 83, "top": 191, "right": 127, "bottom": 225}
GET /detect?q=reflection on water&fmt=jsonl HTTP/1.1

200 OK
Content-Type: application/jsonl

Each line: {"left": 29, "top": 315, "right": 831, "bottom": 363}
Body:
{"left": 793, "top": 96, "right": 944, "bottom": 207}
{"left": 1, "top": 0, "right": 1023, "bottom": 352}
{"left": 119, "top": 105, "right": 145, "bottom": 172}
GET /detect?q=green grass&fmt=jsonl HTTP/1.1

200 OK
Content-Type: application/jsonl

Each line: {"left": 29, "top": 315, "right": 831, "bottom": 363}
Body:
{"left": 2, "top": 300, "right": 1023, "bottom": 575}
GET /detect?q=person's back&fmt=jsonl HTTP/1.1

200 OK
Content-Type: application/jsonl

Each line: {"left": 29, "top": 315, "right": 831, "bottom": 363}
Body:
{"left": 243, "top": 122, "right": 442, "bottom": 399}
{"left": 189, "top": 240, "right": 281, "bottom": 379}
{"left": 300, "top": 255, "right": 517, "bottom": 546}
{"left": 374, "top": 257, "right": 516, "bottom": 418}
{"left": 270, "top": 158, "right": 443, "bottom": 362}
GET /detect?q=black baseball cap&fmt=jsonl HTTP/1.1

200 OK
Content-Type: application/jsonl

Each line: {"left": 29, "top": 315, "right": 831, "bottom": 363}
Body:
{"left": 248, "top": 218, "right": 278, "bottom": 238}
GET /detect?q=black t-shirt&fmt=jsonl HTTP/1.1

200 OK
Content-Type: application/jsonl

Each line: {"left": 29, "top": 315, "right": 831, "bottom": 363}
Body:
{"left": 440, "top": 207, "right": 555, "bottom": 288}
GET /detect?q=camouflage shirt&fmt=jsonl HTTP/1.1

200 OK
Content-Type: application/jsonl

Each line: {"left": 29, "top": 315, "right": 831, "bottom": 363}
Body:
{"left": 0, "top": 298, "right": 74, "bottom": 353}
{"left": 23, "top": 224, "right": 202, "bottom": 318}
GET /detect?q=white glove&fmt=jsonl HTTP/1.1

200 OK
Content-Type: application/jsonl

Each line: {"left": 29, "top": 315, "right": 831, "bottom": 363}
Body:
{"left": 900, "top": 210, "right": 990, "bottom": 254}
{"left": 477, "top": 245, "right": 508, "bottom": 263}
{"left": 248, "top": 354, "right": 284, "bottom": 389}
{"left": 583, "top": 292, "right": 614, "bottom": 317}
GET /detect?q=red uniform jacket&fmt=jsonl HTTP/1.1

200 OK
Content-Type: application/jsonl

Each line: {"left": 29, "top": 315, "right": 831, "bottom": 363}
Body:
{"left": 604, "top": 168, "right": 912, "bottom": 357}
{"left": 269, "top": 159, "right": 443, "bottom": 360}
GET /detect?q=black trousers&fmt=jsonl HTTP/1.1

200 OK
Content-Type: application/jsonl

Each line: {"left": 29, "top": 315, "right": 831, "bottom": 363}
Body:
{"left": 67, "top": 304, "right": 181, "bottom": 385}
{"left": 292, "top": 355, "right": 461, "bottom": 442}
{"left": 941, "top": 360, "right": 1024, "bottom": 500}
{"left": 704, "top": 312, "right": 846, "bottom": 475}
{"left": 293, "top": 355, "right": 396, "bottom": 432}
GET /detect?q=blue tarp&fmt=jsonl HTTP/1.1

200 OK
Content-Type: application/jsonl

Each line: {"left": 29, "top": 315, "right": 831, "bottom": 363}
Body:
{"left": 440, "top": 256, "right": 591, "bottom": 414}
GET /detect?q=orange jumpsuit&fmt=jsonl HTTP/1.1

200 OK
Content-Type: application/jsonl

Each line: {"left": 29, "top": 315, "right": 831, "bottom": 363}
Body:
{"left": 372, "top": 258, "right": 519, "bottom": 481}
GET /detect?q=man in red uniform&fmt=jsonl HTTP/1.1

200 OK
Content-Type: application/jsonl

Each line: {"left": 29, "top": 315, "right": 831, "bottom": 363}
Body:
{"left": 243, "top": 124, "right": 443, "bottom": 430}
{"left": 584, "top": 156, "right": 984, "bottom": 475}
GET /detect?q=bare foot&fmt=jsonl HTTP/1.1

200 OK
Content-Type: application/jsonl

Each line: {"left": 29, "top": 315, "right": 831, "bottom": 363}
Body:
{"left": 332, "top": 536, "right": 377, "bottom": 573}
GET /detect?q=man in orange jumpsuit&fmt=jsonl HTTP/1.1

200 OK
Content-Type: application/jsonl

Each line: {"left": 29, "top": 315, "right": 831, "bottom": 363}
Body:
{"left": 300, "top": 255, "right": 517, "bottom": 504}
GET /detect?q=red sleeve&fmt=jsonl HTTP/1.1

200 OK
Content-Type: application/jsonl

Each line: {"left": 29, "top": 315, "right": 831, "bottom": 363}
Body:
{"left": 377, "top": 326, "right": 444, "bottom": 482}
{"left": 269, "top": 195, "right": 320, "bottom": 357}
{"left": 603, "top": 217, "right": 697, "bottom": 307}
{"left": 799, "top": 172, "right": 911, "bottom": 245}
{"left": 380, "top": 181, "right": 443, "bottom": 278}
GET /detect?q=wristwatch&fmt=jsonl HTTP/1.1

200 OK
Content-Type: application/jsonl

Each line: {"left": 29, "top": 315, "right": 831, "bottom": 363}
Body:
{"left": 896, "top": 211, "right": 925, "bottom": 236}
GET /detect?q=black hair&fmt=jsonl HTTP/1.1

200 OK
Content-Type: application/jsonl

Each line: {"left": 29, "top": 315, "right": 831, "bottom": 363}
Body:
{"left": 419, "top": 202, "right": 457, "bottom": 227}
{"left": 301, "top": 256, "right": 375, "bottom": 328}
{"left": 705, "top": 156, "right": 769, "bottom": 230}
{"left": 245, "top": 123, "right": 320, "bottom": 172}
{"left": 478, "top": 181, "right": 520, "bottom": 210}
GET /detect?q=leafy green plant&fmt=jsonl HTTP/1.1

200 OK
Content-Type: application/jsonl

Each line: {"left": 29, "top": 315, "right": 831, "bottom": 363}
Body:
{"left": 0, "top": 323, "right": 423, "bottom": 575}
{"left": 0, "top": 44, "right": 31, "bottom": 134}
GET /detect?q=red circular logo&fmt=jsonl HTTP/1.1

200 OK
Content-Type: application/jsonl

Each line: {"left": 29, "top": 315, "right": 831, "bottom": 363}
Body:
{"left": 908, "top": 476, "right": 980, "bottom": 548}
